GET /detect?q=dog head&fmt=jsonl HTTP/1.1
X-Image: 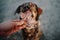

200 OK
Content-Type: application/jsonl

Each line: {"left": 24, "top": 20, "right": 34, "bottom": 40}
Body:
{"left": 15, "top": 2, "right": 42, "bottom": 21}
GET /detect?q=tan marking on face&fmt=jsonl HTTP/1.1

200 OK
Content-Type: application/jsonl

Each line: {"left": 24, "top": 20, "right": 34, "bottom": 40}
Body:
{"left": 30, "top": 3, "right": 37, "bottom": 20}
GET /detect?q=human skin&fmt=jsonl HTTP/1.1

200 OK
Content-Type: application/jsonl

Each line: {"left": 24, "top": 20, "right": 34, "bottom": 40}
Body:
{"left": 0, "top": 19, "right": 26, "bottom": 36}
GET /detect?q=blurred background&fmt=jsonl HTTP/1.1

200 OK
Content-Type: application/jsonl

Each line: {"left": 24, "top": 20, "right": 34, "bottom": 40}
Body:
{"left": 0, "top": 0, "right": 60, "bottom": 40}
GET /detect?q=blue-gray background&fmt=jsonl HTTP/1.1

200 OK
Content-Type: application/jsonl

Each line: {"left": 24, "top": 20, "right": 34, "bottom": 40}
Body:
{"left": 0, "top": 0, "right": 60, "bottom": 40}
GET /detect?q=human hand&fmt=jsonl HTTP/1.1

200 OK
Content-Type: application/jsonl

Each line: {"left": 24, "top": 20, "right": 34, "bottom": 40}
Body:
{"left": 0, "top": 19, "right": 26, "bottom": 36}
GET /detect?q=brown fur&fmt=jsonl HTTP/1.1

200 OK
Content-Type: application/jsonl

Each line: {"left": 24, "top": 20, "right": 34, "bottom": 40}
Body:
{"left": 15, "top": 2, "right": 42, "bottom": 40}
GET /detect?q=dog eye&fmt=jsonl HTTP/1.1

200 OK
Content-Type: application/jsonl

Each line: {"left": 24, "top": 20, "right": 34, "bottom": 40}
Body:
{"left": 31, "top": 14, "right": 33, "bottom": 17}
{"left": 23, "top": 6, "right": 30, "bottom": 12}
{"left": 19, "top": 17, "right": 22, "bottom": 20}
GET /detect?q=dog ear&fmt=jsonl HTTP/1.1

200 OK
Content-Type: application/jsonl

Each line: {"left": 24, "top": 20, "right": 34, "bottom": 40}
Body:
{"left": 37, "top": 7, "right": 42, "bottom": 16}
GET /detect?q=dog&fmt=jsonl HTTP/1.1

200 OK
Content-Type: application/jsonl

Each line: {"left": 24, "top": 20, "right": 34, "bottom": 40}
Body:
{"left": 15, "top": 2, "right": 42, "bottom": 40}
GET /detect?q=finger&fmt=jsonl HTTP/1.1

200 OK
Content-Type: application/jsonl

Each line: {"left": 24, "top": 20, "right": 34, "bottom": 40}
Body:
{"left": 19, "top": 25, "right": 26, "bottom": 29}
{"left": 16, "top": 21, "right": 24, "bottom": 26}
{"left": 12, "top": 19, "right": 21, "bottom": 22}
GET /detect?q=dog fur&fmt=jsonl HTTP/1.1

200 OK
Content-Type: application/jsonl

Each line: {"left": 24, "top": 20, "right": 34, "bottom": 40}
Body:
{"left": 15, "top": 2, "right": 42, "bottom": 40}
